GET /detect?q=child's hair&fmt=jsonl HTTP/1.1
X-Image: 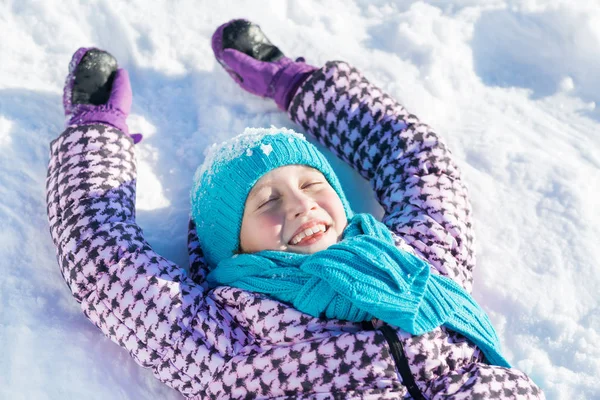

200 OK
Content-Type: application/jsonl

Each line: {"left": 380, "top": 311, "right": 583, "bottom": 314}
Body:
{"left": 190, "top": 127, "right": 353, "bottom": 268}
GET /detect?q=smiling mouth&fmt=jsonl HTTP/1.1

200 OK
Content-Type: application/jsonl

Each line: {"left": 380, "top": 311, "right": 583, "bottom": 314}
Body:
{"left": 289, "top": 224, "right": 330, "bottom": 246}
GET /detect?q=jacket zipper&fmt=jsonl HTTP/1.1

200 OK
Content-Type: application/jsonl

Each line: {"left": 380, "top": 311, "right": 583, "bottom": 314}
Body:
{"left": 379, "top": 324, "right": 426, "bottom": 400}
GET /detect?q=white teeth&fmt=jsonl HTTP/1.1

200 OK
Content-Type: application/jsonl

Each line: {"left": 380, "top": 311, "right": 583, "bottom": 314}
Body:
{"left": 295, "top": 232, "right": 306, "bottom": 243}
{"left": 290, "top": 224, "right": 327, "bottom": 245}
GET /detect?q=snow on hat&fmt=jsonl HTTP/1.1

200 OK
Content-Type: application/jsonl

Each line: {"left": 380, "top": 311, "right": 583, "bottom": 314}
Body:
{"left": 191, "top": 127, "right": 353, "bottom": 268}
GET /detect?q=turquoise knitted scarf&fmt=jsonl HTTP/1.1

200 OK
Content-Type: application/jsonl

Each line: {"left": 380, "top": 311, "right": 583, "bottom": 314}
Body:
{"left": 207, "top": 213, "right": 510, "bottom": 368}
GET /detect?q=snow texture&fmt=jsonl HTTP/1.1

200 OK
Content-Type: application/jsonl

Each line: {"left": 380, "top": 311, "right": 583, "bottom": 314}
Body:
{"left": 194, "top": 126, "right": 303, "bottom": 188}
{"left": 1, "top": 1, "right": 599, "bottom": 399}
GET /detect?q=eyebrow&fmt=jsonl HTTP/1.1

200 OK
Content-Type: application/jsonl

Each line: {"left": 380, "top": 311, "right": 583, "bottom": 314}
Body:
{"left": 247, "top": 182, "right": 270, "bottom": 202}
{"left": 246, "top": 168, "right": 325, "bottom": 202}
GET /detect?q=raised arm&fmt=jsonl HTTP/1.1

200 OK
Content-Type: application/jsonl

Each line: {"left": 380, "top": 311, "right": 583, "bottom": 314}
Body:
{"left": 46, "top": 124, "right": 252, "bottom": 397}
{"left": 209, "top": 19, "right": 476, "bottom": 291}
{"left": 288, "top": 62, "right": 476, "bottom": 292}
{"left": 46, "top": 47, "right": 254, "bottom": 397}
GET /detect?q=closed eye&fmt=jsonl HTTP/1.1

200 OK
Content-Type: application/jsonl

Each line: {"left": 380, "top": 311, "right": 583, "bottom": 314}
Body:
{"left": 302, "top": 181, "right": 323, "bottom": 189}
{"left": 258, "top": 196, "right": 279, "bottom": 209}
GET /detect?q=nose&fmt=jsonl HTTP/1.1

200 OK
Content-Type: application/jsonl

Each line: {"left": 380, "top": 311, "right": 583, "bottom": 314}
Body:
{"left": 285, "top": 190, "right": 317, "bottom": 219}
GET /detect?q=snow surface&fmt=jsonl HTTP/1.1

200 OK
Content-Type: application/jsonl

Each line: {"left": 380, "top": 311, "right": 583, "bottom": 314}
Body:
{"left": 194, "top": 126, "right": 303, "bottom": 185}
{"left": 1, "top": 1, "right": 599, "bottom": 399}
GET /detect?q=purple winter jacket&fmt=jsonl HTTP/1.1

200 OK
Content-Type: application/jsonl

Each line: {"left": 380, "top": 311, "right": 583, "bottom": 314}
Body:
{"left": 46, "top": 62, "right": 544, "bottom": 399}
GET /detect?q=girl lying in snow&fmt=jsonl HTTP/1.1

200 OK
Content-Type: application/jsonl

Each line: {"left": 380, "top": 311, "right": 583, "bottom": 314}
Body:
{"left": 46, "top": 19, "right": 544, "bottom": 399}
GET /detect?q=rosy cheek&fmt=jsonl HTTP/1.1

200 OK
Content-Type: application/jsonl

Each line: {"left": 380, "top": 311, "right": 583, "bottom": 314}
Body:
{"left": 321, "top": 190, "right": 343, "bottom": 209}
{"left": 320, "top": 190, "right": 347, "bottom": 226}
{"left": 256, "top": 214, "right": 284, "bottom": 243}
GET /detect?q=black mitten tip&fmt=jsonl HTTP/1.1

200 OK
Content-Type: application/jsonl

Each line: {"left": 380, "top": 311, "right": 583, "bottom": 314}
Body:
{"left": 222, "top": 20, "right": 285, "bottom": 62}
{"left": 72, "top": 49, "right": 118, "bottom": 106}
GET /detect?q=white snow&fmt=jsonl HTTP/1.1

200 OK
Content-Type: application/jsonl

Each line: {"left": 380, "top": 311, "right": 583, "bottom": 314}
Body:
{"left": 1, "top": 1, "right": 599, "bottom": 399}
{"left": 195, "top": 126, "right": 303, "bottom": 184}
{"left": 260, "top": 143, "right": 273, "bottom": 156}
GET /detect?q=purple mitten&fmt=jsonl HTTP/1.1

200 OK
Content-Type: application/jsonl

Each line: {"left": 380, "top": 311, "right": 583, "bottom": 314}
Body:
{"left": 63, "top": 47, "right": 142, "bottom": 144}
{"left": 212, "top": 19, "right": 317, "bottom": 111}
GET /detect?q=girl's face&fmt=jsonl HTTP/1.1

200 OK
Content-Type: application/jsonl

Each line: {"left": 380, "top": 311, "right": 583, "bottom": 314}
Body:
{"left": 239, "top": 165, "right": 348, "bottom": 255}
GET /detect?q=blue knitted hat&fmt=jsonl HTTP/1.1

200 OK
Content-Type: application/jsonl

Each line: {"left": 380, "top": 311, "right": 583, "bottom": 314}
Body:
{"left": 191, "top": 127, "right": 353, "bottom": 268}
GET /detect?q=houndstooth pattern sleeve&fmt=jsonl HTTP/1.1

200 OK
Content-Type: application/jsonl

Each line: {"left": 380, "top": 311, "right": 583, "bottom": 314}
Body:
{"left": 187, "top": 218, "right": 211, "bottom": 288}
{"left": 288, "top": 61, "right": 476, "bottom": 292}
{"left": 45, "top": 124, "right": 248, "bottom": 398}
